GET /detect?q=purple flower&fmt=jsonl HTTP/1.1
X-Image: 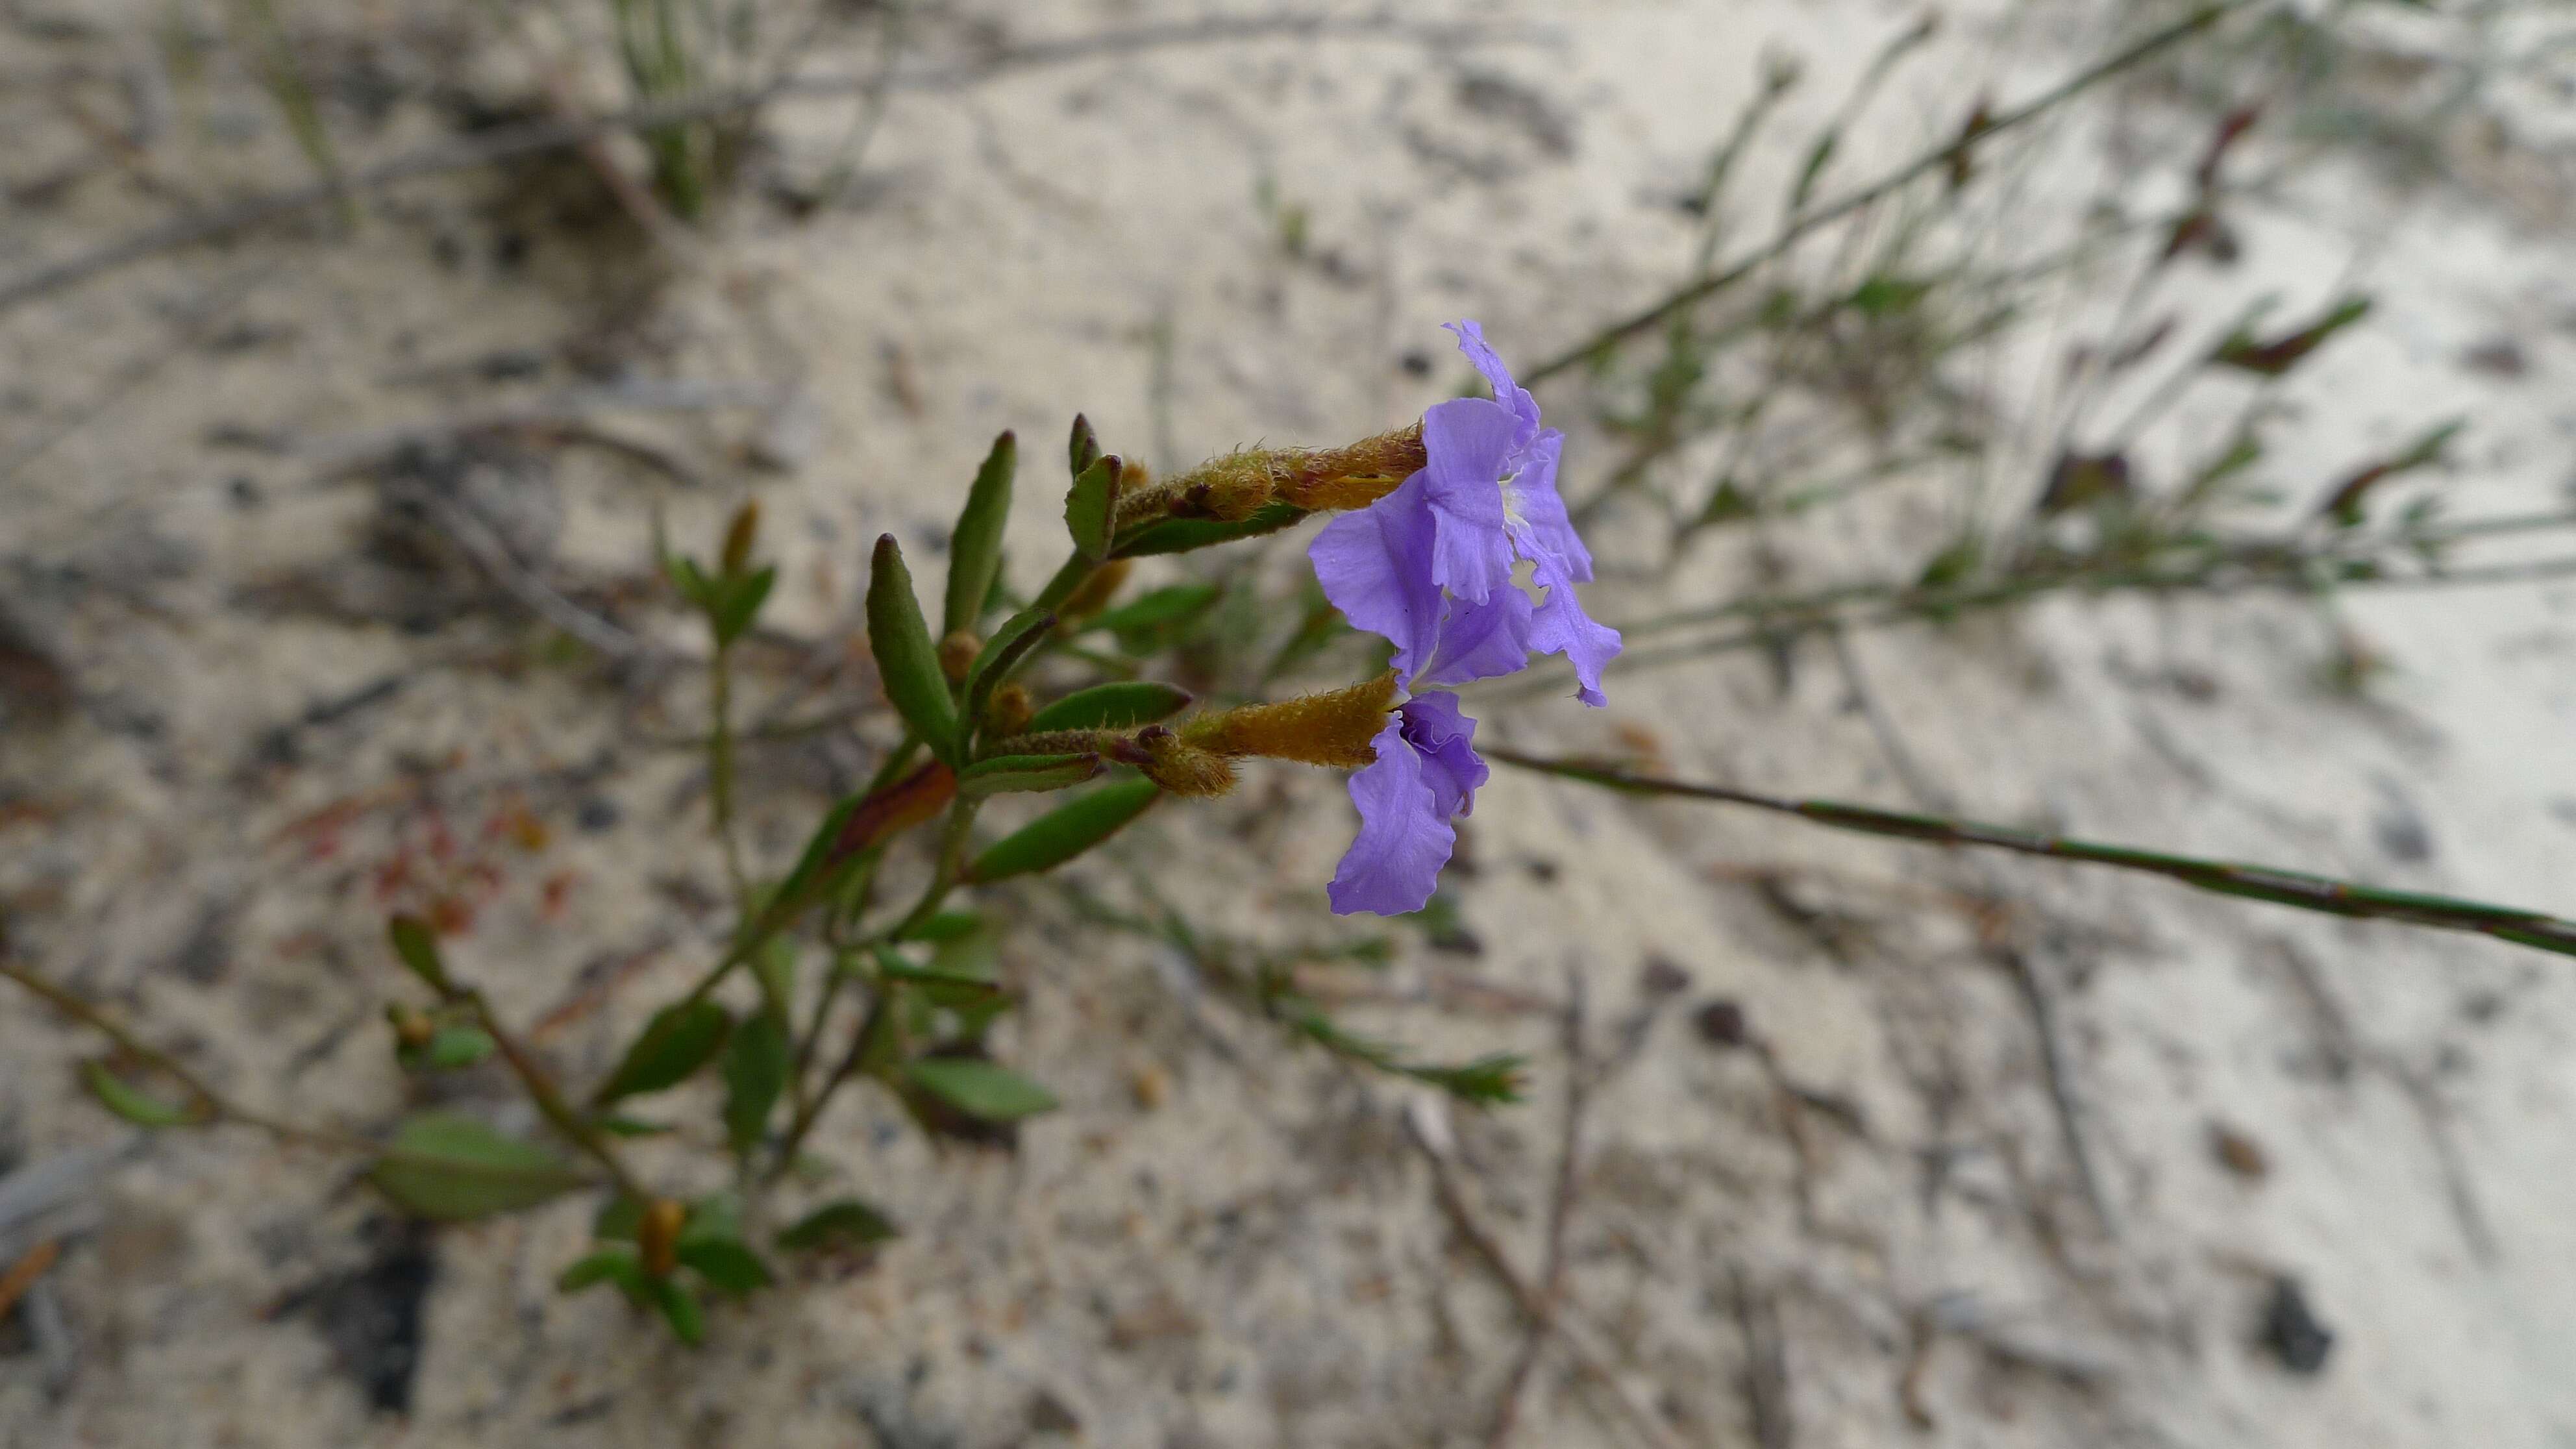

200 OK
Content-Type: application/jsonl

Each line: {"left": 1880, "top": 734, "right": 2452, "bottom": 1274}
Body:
{"left": 1328, "top": 692, "right": 1489, "bottom": 916}
{"left": 1307, "top": 319, "right": 1622, "bottom": 704}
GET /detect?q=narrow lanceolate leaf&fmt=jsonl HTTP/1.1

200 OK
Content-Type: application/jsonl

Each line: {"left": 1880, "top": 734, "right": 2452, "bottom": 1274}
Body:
{"left": 423, "top": 1026, "right": 497, "bottom": 1071}
{"left": 958, "top": 753, "right": 1102, "bottom": 798}
{"left": 1065, "top": 454, "right": 1119, "bottom": 561}
{"left": 1113, "top": 502, "right": 1304, "bottom": 558}
{"left": 2211, "top": 295, "right": 2371, "bottom": 377}
{"left": 721, "top": 1013, "right": 789, "bottom": 1154}
{"left": 967, "top": 778, "right": 1161, "bottom": 882}
{"left": 1067, "top": 414, "right": 1100, "bottom": 479}
{"left": 647, "top": 1276, "right": 705, "bottom": 1346}
{"left": 867, "top": 534, "right": 960, "bottom": 761}
{"left": 824, "top": 761, "right": 957, "bottom": 867}
{"left": 776, "top": 1198, "right": 900, "bottom": 1253}
{"left": 1080, "top": 583, "right": 1220, "bottom": 637}
{"left": 905, "top": 1056, "right": 1058, "bottom": 1122}
{"left": 676, "top": 1237, "right": 774, "bottom": 1296}
{"left": 963, "top": 606, "right": 1058, "bottom": 726}
{"left": 82, "top": 1061, "right": 200, "bottom": 1127}
{"left": 708, "top": 565, "right": 776, "bottom": 647}
{"left": 367, "top": 1112, "right": 586, "bottom": 1220}
{"left": 944, "top": 431, "right": 1017, "bottom": 637}
{"left": 1026, "top": 681, "right": 1193, "bottom": 734}
{"left": 557, "top": 1248, "right": 647, "bottom": 1298}
{"left": 386, "top": 915, "right": 450, "bottom": 991}
{"left": 595, "top": 1001, "right": 733, "bottom": 1103}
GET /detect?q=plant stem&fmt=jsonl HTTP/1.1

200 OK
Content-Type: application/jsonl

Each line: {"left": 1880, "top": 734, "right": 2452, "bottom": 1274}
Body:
{"left": 454, "top": 985, "right": 645, "bottom": 1198}
{"left": 1520, "top": 0, "right": 2249, "bottom": 386}
{"left": 709, "top": 639, "right": 749, "bottom": 906}
{"left": 1483, "top": 749, "right": 2576, "bottom": 959}
{"left": 0, "top": 959, "right": 359, "bottom": 1147}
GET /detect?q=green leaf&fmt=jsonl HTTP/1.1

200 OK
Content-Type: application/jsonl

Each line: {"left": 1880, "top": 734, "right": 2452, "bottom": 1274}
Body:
{"left": 1024, "top": 681, "right": 1193, "bottom": 734}
{"left": 663, "top": 553, "right": 715, "bottom": 611}
{"left": 1113, "top": 502, "right": 1304, "bottom": 558}
{"left": 1065, "top": 454, "right": 1119, "bottom": 561}
{"left": 422, "top": 1026, "right": 496, "bottom": 1071}
{"left": 367, "top": 1112, "right": 586, "bottom": 1220}
{"left": 877, "top": 956, "right": 1004, "bottom": 1009}
{"left": 752, "top": 937, "right": 799, "bottom": 1025}
{"left": 1081, "top": 583, "right": 1220, "bottom": 637}
{"left": 646, "top": 1276, "right": 704, "bottom": 1346}
{"left": 721, "top": 1012, "right": 789, "bottom": 1154}
{"left": 594, "top": 1115, "right": 673, "bottom": 1138}
{"left": 905, "top": 1056, "right": 1058, "bottom": 1122}
{"left": 866, "top": 534, "right": 960, "bottom": 762}
{"left": 595, "top": 1194, "right": 645, "bottom": 1240}
{"left": 596, "top": 1001, "right": 734, "bottom": 1103}
{"left": 386, "top": 915, "right": 450, "bottom": 991}
{"left": 771, "top": 791, "right": 869, "bottom": 918}
{"left": 680, "top": 1192, "right": 744, "bottom": 1247}
{"left": 944, "top": 431, "right": 1017, "bottom": 637}
{"left": 676, "top": 1237, "right": 775, "bottom": 1296}
{"left": 958, "top": 752, "right": 1102, "bottom": 799}
{"left": 776, "top": 1198, "right": 901, "bottom": 1253}
{"left": 2212, "top": 295, "right": 2372, "bottom": 377}
{"left": 81, "top": 1061, "right": 199, "bottom": 1127}
{"left": 1067, "top": 414, "right": 1100, "bottom": 480}
{"left": 709, "top": 566, "right": 776, "bottom": 647}
{"left": 903, "top": 910, "right": 984, "bottom": 943}
{"left": 557, "top": 1248, "right": 646, "bottom": 1298}
{"left": 967, "top": 778, "right": 1161, "bottom": 882}
{"left": 963, "top": 606, "right": 1058, "bottom": 726}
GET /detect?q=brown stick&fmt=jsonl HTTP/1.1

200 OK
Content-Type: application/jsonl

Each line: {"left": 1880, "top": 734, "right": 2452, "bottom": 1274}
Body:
{"left": 0, "top": 1239, "right": 62, "bottom": 1322}
{"left": 1485, "top": 970, "right": 1591, "bottom": 1447}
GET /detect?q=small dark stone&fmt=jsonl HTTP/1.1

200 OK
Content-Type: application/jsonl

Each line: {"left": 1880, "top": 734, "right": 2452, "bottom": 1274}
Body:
{"left": 1028, "top": 1388, "right": 1082, "bottom": 1434}
{"left": 575, "top": 797, "right": 621, "bottom": 833}
{"left": 228, "top": 477, "right": 264, "bottom": 508}
{"left": 1692, "top": 1000, "right": 1749, "bottom": 1048}
{"left": 1399, "top": 350, "right": 1433, "bottom": 377}
{"left": 492, "top": 230, "right": 529, "bottom": 269}
{"left": 2259, "top": 1275, "right": 2333, "bottom": 1374}
{"left": 1639, "top": 956, "right": 1692, "bottom": 997}
{"left": 2207, "top": 1121, "right": 2268, "bottom": 1180}
{"left": 1524, "top": 857, "right": 1559, "bottom": 884}
{"left": 288, "top": 1220, "right": 438, "bottom": 1414}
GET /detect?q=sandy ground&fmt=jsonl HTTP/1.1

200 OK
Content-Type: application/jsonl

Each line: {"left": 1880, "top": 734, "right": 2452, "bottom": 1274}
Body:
{"left": 6, "top": 1, "right": 2576, "bottom": 1445}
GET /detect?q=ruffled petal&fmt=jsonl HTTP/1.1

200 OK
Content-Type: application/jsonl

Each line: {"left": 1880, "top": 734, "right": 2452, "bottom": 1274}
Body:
{"left": 1308, "top": 474, "right": 1444, "bottom": 683}
{"left": 1419, "top": 397, "right": 1519, "bottom": 604}
{"left": 1397, "top": 693, "right": 1489, "bottom": 821}
{"left": 1501, "top": 430, "right": 1592, "bottom": 584}
{"left": 1526, "top": 551, "right": 1622, "bottom": 708}
{"left": 1416, "top": 586, "right": 1534, "bottom": 689}
{"left": 1444, "top": 319, "right": 1542, "bottom": 440}
{"left": 1328, "top": 719, "right": 1455, "bottom": 916}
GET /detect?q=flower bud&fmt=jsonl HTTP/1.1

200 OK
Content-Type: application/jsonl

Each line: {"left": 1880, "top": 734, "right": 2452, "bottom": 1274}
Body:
{"left": 1130, "top": 725, "right": 1237, "bottom": 797}
{"left": 937, "top": 629, "right": 980, "bottom": 684}
{"left": 1055, "top": 558, "right": 1132, "bottom": 623}
{"left": 985, "top": 682, "right": 1035, "bottom": 738}
{"left": 384, "top": 1003, "right": 435, "bottom": 1049}
{"left": 639, "top": 1198, "right": 687, "bottom": 1279}
{"left": 1181, "top": 672, "right": 1396, "bottom": 769}
{"left": 719, "top": 501, "right": 761, "bottom": 576}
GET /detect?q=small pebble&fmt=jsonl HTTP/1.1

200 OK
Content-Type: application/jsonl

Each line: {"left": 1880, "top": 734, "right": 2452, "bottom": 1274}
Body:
{"left": 2260, "top": 1275, "right": 2334, "bottom": 1374}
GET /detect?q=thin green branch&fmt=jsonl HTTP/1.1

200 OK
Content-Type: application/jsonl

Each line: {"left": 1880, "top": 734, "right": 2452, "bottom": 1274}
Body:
{"left": 1520, "top": 1, "right": 2249, "bottom": 386}
{"left": 0, "top": 958, "right": 360, "bottom": 1148}
{"left": 1483, "top": 748, "right": 2576, "bottom": 959}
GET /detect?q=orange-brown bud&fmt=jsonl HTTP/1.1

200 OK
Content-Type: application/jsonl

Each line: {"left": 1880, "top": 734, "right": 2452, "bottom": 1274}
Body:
{"left": 937, "top": 629, "right": 980, "bottom": 684}
{"left": 1133, "top": 726, "right": 1237, "bottom": 797}
{"left": 385, "top": 1004, "right": 435, "bottom": 1049}
{"left": 638, "top": 1198, "right": 686, "bottom": 1279}
{"left": 1181, "top": 673, "right": 1396, "bottom": 769}
{"left": 1056, "top": 558, "right": 1132, "bottom": 622}
{"left": 985, "top": 682, "right": 1035, "bottom": 738}
{"left": 719, "top": 501, "right": 761, "bottom": 575}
